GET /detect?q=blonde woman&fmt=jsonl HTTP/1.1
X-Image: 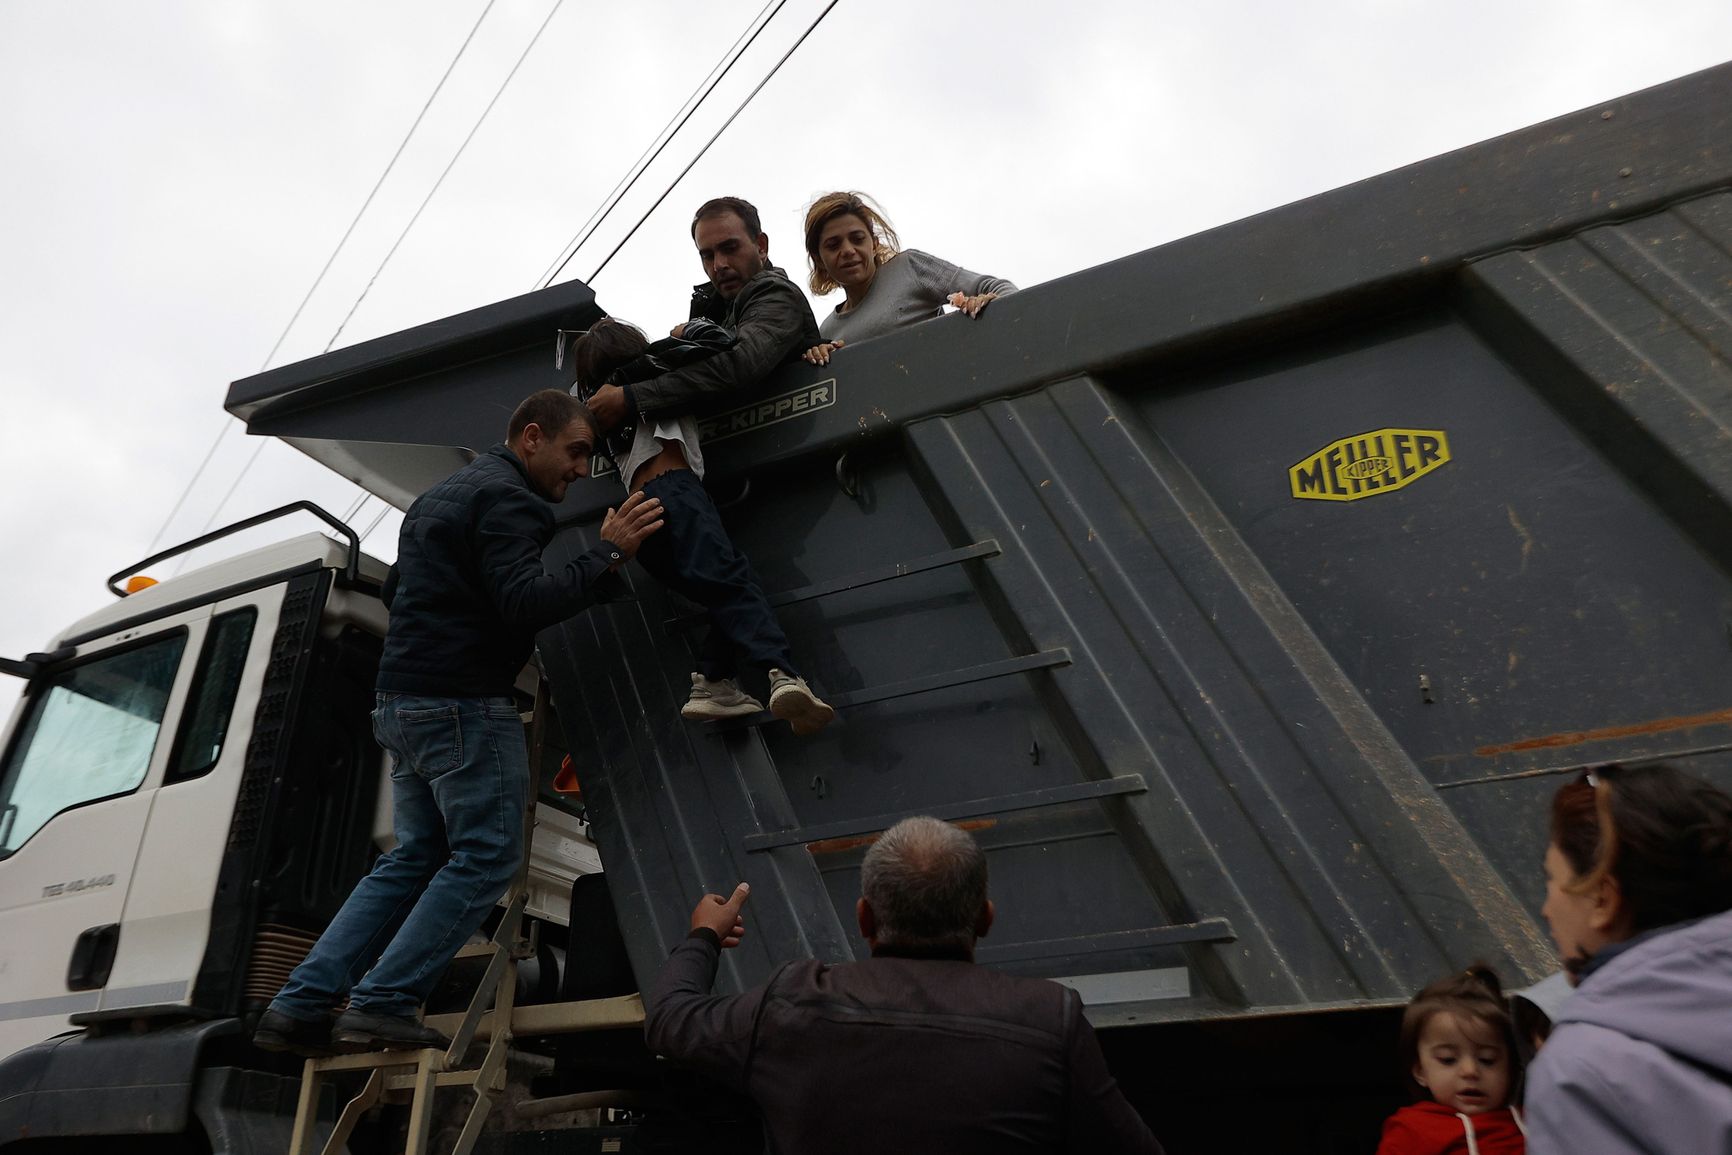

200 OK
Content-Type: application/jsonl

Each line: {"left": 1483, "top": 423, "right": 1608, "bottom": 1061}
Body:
{"left": 801, "top": 191, "right": 1015, "bottom": 365}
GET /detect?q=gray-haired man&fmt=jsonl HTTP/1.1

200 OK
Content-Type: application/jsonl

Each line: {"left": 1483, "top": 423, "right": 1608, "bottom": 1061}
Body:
{"left": 643, "top": 817, "right": 1164, "bottom": 1153}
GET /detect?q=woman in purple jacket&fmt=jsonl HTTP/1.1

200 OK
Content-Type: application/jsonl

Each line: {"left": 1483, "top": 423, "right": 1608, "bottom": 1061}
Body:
{"left": 1525, "top": 762, "right": 1732, "bottom": 1154}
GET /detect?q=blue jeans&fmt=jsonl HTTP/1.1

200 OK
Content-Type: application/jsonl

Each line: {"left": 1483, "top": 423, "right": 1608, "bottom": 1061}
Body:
{"left": 270, "top": 693, "right": 528, "bottom": 1019}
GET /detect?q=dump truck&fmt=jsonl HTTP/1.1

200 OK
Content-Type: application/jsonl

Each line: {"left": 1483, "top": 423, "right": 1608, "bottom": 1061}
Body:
{"left": 2, "top": 62, "right": 1730, "bottom": 1153}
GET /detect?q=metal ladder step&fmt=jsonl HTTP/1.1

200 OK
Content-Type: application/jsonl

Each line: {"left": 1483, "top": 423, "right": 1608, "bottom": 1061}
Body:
{"left": 288, "top": 894, "right": 527, "bottom": 1155}
{"left": 665, "top": 539, "right": 1001, "bottom": 633}
{"left": 974, "top": 919, "right": 1239, "bottom": 965}
{"left": 743, "top": 772, "right": 1146, "bottom": 852}
{"left": 710, "top": 648, "right": 1071, "bottom": 733}
{"left": 422, "top": 992, "right": 645, "bottom": 1041}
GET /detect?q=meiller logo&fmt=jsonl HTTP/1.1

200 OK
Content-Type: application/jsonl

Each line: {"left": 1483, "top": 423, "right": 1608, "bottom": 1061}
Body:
{"left": 697, "top": 380, "right": 837, "bottom": 444}
{"left": 1289, "top": 428, "right": 1450, "bottom": 502}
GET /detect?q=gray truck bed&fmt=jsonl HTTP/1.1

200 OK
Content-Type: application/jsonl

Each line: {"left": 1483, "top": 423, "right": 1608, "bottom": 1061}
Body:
{"left": 226, "top": 61, "right": 1732, "bottom": 1024}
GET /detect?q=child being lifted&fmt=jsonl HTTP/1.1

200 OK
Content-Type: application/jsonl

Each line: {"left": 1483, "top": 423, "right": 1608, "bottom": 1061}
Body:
{"left": 569, "top": 317, "right": 834, "bottom": 736}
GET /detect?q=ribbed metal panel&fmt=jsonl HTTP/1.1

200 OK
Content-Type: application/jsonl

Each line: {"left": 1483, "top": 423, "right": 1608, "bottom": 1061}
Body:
{"left": 1465, "top": 191, "right": 1732, "bottom": 517}
{"left": 908, "top": 378, "right": 1553, "bottom": 1006}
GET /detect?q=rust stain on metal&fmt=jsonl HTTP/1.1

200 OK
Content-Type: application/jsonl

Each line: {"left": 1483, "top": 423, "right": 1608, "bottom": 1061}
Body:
{"left": 1505, "top": 505, "right": 1534, "bottom": 574}
{"left": 1474, "top": 706, "right": 1732, "bottom": 757}
{"left": 806, "top": 818, "right": 996, "bottom": 857}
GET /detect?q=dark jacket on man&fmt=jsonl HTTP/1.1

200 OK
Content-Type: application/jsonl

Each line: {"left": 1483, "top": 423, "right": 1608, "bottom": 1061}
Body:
{"left": 623, "top": 265, "right": 819, "bottom": 420}
{"left": 645, "top": 930, "right": 1164, "bottom": 1154}
{"left": 377, "top": 445, "right": 622, "bottom": 698}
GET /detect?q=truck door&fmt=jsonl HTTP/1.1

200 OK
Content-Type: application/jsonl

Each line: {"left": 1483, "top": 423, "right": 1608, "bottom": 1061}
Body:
{"left": 0, "top": 607, "right": 206, "bottom": 1059}
{"left": 95, "top": 589, "right": 272, "bottom": 1021}
{"left": 100, "top": 563, "right": 390, "bottom": 1026}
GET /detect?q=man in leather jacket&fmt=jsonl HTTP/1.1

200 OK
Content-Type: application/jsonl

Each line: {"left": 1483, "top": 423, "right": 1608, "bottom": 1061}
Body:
{"left": 583, "top": 198, "right": 833, "bottom": 734}
{"left": 588, "top": 196, "right": 821, "bottom": 429}
{"left": 644, "top": 817, "right": 1165, "bottom": 1154}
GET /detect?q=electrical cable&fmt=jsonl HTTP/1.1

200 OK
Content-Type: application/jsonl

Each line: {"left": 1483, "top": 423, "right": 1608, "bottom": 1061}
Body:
{"left": 358, "top": 502, "right": 395, "bottom": 546}
{"left": 264, "top": 0, "right": 498, "bottom": 372}
{"left": 168, "top": 437, "right": 270, "bottom": 576}
{"left": 142, "top": 418, "right": 233, "bottom": 556}
{"left": 584, "top": 0, "right": 843, "bottom": 285}
{"left": 193, "top": 439, "right": 268, "bottom": 535}
{"left": 324, "top": 0, "right": 568, "bottom": 353}
{"left": 534, "top": 0, "right": 787, "bottom": 290}
{"left": 188, "top": 0, "right": 564, "bottom": 552}
{"left": 144, "top": 0, "right": 497, "bottom": 558}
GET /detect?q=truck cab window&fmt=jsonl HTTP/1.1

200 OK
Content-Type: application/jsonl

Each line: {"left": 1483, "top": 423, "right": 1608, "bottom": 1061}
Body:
{"left": 0, "top": 631, "right": 187, "bottom": 856}
{"left": 167, "top": 608, "right": 257, "bottom": 785}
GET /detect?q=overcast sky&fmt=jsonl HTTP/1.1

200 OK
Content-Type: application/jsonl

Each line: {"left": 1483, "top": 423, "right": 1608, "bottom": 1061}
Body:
{"left": 1, "top": 0, "right": 1729, "bottom": 665}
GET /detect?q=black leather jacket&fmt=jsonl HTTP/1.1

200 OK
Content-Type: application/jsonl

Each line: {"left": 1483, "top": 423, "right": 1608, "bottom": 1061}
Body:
{"left": 624, "top": 265, "right": 819, "bottom": 420}
{"left": 645, "top": 931, "right": 1165, "bottom": 1154}
{"left": 575, "top": 319, "right": 738, "bottom": 466}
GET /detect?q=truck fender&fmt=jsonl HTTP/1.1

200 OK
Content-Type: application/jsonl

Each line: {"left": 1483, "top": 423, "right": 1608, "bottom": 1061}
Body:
{"left": 0, "top": 1019, "right": 236, "bottom": 1144}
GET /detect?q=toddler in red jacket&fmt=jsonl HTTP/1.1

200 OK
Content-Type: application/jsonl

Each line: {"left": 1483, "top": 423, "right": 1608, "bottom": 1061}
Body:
{"left": 1376, "top": 965, "right": 1526, "bottom": 1155}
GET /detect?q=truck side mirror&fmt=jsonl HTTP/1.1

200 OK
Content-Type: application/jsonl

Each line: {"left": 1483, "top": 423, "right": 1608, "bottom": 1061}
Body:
{"left": 0, "top": 647, "right": 73, "bottom": 680}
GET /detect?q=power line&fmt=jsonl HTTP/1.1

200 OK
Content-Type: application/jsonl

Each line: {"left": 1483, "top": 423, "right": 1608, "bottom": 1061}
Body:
{"left": 265, "top": 0, "right": 499, "bottom": 371}
{"left": 143, "top": 418, "right": 233, "bottom": 556}
{"left": 324, "top": 0, "right": 568, "bottom": 353}
{"left": 534, "top": 0, "right": 788, "bottom": 290}
{"left": 359, "top": 502, "right": 395, "bottom": 546}
{"left": 585, "top": 0, "right": 844, "bottom": 285}
{"left": 168, "top": 437, "right": 271, "bottom": 577}
{"left": 144, "top": 0, "right": 497, "bottom": 558}
{"left": 196, "top": 0, "right": 565, "bottom": 549}
{"left": 193, "top": 438, "right": 269, "bottom": 535}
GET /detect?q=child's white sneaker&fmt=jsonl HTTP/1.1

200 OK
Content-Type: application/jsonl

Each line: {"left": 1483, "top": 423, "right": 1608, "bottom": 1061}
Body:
{"left": 680, "top": 674, "right": 764, "bottom": 721}
{"left": 767, "top": 669, "right": 836, "bottom": 736}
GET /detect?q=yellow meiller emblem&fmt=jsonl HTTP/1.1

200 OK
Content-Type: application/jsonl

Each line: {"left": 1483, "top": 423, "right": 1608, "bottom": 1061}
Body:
{"left": 1289, "top": 428, "right": 1450, "bottom": 502}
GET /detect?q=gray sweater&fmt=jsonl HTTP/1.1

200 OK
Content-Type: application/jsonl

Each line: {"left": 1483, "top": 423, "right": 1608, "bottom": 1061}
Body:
{"left": 818, "top": 249, "right": 1015, "bottom": 345}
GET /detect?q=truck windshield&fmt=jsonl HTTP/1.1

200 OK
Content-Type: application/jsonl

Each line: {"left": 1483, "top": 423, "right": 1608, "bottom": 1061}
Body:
{"left": 0, "top": 631, "right": 186, "bottom": 857}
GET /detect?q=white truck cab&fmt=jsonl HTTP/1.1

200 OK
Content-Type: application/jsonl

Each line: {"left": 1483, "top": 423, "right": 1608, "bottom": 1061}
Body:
{"left": 0, "top": 514, "right": 599, "bottom": 1148}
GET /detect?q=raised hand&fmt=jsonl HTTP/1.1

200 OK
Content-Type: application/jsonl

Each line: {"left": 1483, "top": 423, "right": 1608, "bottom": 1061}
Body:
{"left": 690, "top": 882, "right": 750, "bottom": 948}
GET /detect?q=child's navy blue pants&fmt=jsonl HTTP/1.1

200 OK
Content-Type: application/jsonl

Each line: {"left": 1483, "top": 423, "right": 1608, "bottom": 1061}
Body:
{"left": 635, "top": 468, "right": 798, "bottom": 681}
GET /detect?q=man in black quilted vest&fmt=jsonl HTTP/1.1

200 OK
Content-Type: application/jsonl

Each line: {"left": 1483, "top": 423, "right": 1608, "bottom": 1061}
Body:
{"left": 254, "top": 389, "right": 662, "bottom": 1055}
{"left": 645, "top": 817, "right": 1165, "bottom": 1153}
